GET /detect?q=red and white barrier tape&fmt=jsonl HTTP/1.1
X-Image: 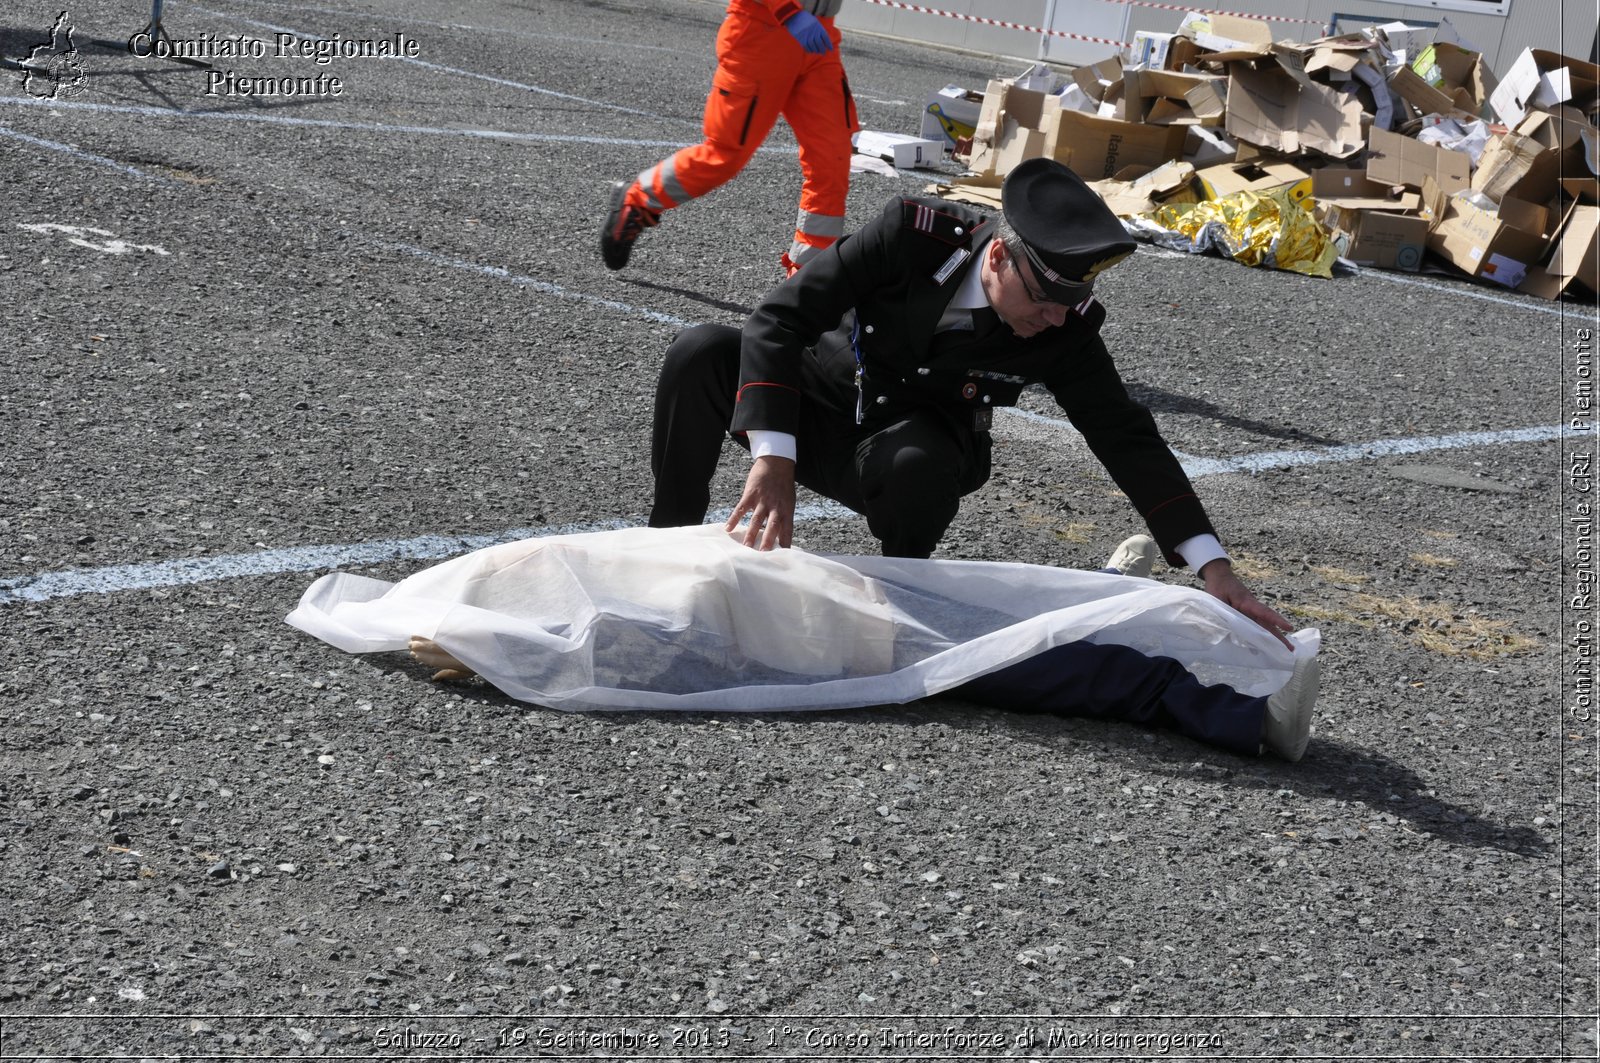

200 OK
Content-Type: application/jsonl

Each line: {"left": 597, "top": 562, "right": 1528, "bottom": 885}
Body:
{"left": 1094, "top": 0, "right": 1327, "bottom": 26}
{"left": 855, "top": 0, "right": 1130, "bottom": 48}
{"left": 854, "top": 0, "right": 1328, "bottom": 46}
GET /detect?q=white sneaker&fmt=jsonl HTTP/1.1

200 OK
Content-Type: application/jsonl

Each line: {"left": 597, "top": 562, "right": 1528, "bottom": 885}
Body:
{"left": 1105, "top": 534, "right": 1157, "bottom": 578}
{"left": 1264, "top": 653, "right": 1319, "bottom": 762}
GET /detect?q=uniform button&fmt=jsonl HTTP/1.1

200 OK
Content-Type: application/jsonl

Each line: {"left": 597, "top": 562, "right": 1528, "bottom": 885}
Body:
{"left": 982, "top": 395, "right": 992, "bottom": 404}
{"left": 954, "top": 226, "right": 964, "bottom": 236}
{"left": 864, "top": 324, "right": 875, "bottom": 334}
{"left": 875, "top": 395, "right": 888, "bottom": 405}
{"left": 917, "top": 367, "right": 930, "bottom": 375}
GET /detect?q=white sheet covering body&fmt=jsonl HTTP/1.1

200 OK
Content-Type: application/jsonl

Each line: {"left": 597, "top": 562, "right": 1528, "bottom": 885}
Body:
{"left": 286, "top": 525, "right": 1318, "bottom": 712}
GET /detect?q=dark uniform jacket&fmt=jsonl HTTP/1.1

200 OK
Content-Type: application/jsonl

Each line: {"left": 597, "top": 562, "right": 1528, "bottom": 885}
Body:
{"left": 729, "top": 194, "right": 1216, "bottom": 563}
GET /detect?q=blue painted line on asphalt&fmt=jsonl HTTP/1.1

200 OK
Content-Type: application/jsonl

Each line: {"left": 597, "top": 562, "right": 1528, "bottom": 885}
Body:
{"left": 0, "top": 428, "right": 1562, "bottom": 605}
{"left": 0, "top": 96, "right": 794, "bottom": 154}
{"left": 381, "top": 242, "right": 697, "bottom": 328}
{"left": 0, "top": 124, "right": 184, "bottom": 184}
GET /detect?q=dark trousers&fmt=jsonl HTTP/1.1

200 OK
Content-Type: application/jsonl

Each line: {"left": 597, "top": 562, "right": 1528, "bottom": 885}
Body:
{"left": 650, "top": 324, "right": 986, "bottom": 558}
{"left": 957, "top": 641, "right": 1267, "bottom": 754}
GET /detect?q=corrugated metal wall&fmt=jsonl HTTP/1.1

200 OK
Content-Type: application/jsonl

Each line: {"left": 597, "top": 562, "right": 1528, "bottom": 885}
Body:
{"left": 835, "top": 0, "right": 1596, "bottom": 79}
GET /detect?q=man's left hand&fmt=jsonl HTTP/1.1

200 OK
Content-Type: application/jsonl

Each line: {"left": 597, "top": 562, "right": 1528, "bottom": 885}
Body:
{"left": 1199, "top": 559, "right": 1295, "bottom": 649}
{"left": 781, "top": 10, "right": 834, "bottom": 53}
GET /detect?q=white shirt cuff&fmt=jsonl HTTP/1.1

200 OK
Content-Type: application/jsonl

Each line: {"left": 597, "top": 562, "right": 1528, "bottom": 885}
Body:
{"left": 1175, "top": 533, "right": 1228, "bottom": 572}
{"left": 747, "top": 430, "right": 797, "bottom": 462}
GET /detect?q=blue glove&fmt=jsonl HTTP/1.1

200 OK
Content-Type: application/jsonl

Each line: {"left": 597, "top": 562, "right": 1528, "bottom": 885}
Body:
{"left": 783, "top": 10, "right": 834, "bottom": 54}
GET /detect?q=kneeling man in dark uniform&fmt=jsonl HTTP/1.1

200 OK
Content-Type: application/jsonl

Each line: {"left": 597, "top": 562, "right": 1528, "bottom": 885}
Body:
{"left": 648, "top": 157, "right": 1290, "bottom": 642}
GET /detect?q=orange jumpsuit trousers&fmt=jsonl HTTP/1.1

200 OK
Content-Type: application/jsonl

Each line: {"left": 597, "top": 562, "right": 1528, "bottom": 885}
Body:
{"left": 625, "top": 0, "right": 859, "bottom": 271}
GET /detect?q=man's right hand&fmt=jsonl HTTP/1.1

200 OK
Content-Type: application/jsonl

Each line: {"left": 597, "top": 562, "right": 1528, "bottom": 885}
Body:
{"left": 727, "top": 455, "right": 797, "bottom": 550}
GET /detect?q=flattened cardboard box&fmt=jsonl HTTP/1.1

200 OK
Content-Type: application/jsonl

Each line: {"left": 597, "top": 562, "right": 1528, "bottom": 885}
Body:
{"left": 1046, "top": 111, "right": 1188, "bottom": 181}
{"left": 1272, "top": 37, "right": 1376, "bottom": 88}
{"left": 1180, "top": 12, "right": 1273, "bottom": 63}
{"left": 1325, "top": 207, "right": 1428, "bottom": 270}
{"left": 1312, "top": 167, "right": 1406, "bottom": 203}
{"left": 1424, "top": 178, "right": 1551, "bottom": 289}
{"left": 967, "top": 79, "right": 1056, "bottom": 178}
{"left": 1088, "top": 160, "right": 1197, "bottom": 218}
{"left": 1123, "top": 69, "right": 1226, "bottom": 127}
{"left": 1184, "top": 125, "right": 1236, "bottom": 167}
{"left": 1522, "top": 203, "right": 1600, "bottom": 299}
{"left": 1411, "top": 42, "right": 1497, "bottom": 113}
{"left": 1490, "top": 48, "right": 1600, "bottom": 128}
{"left": 1389, "top": 65, "right": 1479, "bottom": 121}
{"left": 1072, "top": 55, "right": 1124, "bottom": 104}
{"left": 1472, "top": 122, "right": 1566, "bottom": 205}
{"left": 1366, "top": 126, "right": 1470, "bottom": 192}
{"left": 1226, "top": 67, "right": 1363, "bottom": 158}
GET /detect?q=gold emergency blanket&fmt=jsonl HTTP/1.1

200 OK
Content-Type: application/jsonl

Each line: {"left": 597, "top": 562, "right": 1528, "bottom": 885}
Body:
{"left": 1135, "top": 189, "right": 1338, "bottom": 279}
{"left": 286, "top": 524, "right": 1317, "bottom": 713}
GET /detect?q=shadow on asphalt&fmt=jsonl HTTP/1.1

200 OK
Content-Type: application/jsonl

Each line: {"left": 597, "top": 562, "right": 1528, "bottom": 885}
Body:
{"left": 1126, "top": 381, "right": 1346, "bottom": 448}
{"left": 615, "top": 276, "right": 755, "bottom": 320}
{"left": 366, "top": 654, "right": 1548, "bottom": 860}
{"left": 969, "top": 704, "right": 1551, "bottom": 859}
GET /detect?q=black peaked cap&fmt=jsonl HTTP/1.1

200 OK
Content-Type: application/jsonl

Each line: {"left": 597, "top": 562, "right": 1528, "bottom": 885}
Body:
{"left": 1001, "top": 157, "right": 1136, "bottom": 303}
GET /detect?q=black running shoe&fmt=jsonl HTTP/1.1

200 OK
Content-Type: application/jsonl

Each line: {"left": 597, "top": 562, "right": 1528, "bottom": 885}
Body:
{"left": 600, "top": 181, "right": 659, "bottom": 270}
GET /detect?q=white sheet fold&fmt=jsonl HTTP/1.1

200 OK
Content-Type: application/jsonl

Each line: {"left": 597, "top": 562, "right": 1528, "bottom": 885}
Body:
{"left": 287, "top": 525, "right": 1317, "bottom": 712}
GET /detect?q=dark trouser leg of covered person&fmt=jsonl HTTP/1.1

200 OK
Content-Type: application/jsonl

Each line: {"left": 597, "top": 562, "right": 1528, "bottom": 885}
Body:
{"left": 957, "top": 641, "right": 1320, "bottom": 761}
{"left": 649, "top": 323, "right": 743, "bottom": 528}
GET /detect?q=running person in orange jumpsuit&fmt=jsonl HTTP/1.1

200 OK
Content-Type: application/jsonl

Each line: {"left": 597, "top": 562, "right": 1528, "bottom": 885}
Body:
{"left": 601, "top": 0, "right": 858, "bottom": 275}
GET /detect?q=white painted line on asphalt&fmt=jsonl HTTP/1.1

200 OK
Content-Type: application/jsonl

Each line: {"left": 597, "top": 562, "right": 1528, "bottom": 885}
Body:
{"left": 1002, "top": 405, "right": 1081, "bottom": 431}
{"left": 0, "top": 124, "right": 184, "bottom": 184}
{"left": 0, "top": 520, "right": 623, "bottom": 605}
{"left": 0, "top": 95, "right": 795, "bottom": 155}
{"left": 0, "top": 503, "right": 855, "bottom": 605}
{"left": 0, "top": 428, "right": 1561, "bottom": 605}
{"left": 1132, "top": 245, "right": 1566, "bottom": 317}
{"left": 183, "top": 3, "right": 677, "bottom": 120}
{"left": 1176, "top": 424, "right": 1564, "bottom": 478}
{"left": 18, "top": 222, "right": 172, "bottom": 255}
{"left": 1003, "top": 406, "right": 1562, "bottom": 475}
{"left": 381, "top": 242, "right": 697, "bottom": 328}
{"left": 205, "top": 0, "right": 909, "bottom": 103}
{"left": 198, "top": 0, "right": 707, "bottom": 58}
{"left": 1348, "top": 264, "right": 1571, "bottom": 317}
{"left": 400, "top": 56, "right": 672, "bottom": 118}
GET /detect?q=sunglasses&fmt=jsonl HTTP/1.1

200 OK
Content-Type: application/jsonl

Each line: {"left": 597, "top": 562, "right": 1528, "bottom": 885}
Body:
{"left": 1009, "top": 253, "right": 1061, "bottom": 306}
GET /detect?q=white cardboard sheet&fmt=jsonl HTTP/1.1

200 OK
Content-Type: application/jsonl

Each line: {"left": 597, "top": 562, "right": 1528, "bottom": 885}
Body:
{"left": 286, "top": 525, "right": 1317, "bottom": 712}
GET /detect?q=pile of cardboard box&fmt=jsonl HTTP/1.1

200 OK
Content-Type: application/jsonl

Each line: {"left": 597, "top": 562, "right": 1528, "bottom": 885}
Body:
{"left": 936, "top": 14, "right": 1599, "bottom": 299}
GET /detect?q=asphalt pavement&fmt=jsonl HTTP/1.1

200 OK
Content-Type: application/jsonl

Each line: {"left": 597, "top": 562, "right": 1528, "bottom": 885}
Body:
{"left": 0, "top": 0, "right": 1595, "bottom": 1057}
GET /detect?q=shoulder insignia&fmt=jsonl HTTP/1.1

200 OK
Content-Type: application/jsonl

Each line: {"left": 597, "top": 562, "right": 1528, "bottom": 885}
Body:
{"left": 901, "top": 199, "right": 980, "bottom": 246}
{"left": 1073, "top": 295, "right": 1107, "bottom": 330}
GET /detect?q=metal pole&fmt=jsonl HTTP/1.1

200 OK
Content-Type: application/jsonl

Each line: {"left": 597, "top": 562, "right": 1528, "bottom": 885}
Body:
{"left": 1039, "top": 0, "right": 1059, "bottom": 63}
